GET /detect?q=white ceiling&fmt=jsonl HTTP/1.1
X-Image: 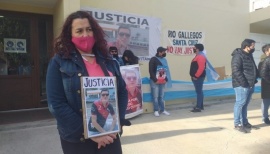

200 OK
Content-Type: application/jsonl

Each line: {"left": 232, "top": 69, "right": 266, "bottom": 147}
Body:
{"left": 0, "top": 0, "right": 58, "bottom": 8}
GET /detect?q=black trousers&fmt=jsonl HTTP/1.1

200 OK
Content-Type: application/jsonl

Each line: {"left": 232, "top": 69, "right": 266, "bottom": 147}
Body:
{"left": 60, "top": 135, "right": 122, "bottom": 154}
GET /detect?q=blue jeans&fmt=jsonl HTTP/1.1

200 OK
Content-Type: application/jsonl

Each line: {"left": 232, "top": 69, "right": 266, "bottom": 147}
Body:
{"left": 150, "top": 80, "right": 165, "bottom": 112}
{"left": 262, "top": 98, "right": 270, "bottom": 120}
{"left": 233, "top": 86, "right": 254, "bottom": 126}
{"left": 192, "top": 77, "right": 205, "bottom": 109}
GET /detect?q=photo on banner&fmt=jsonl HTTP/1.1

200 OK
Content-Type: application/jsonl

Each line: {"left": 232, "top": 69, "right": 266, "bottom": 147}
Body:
{"left": 166, "top": 29, "right": 205, "bottom": 55}
{"left": 81, "top": 7, "right": 161, "bottom": 60}
{"left": 120, "top": 64, "right": 143, "bottom": 119}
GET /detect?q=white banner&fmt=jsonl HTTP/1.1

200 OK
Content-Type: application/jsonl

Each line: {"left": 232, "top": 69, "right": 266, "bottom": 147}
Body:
{"left": 165, "top": 30, "right": 205, "bottom": 55}
{"left": 4, "top": 38, "right": 26, "bottom": 53}
{"left": 81, "top": 7, "right": 161, "bottom": 60}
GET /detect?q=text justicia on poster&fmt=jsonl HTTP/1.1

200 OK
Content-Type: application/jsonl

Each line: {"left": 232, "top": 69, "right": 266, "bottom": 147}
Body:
{"left": 87, "top": 11, "right": 149, "bottom": 26}
{"left": 83, "top": 77, "right": 115, "bottom": 88}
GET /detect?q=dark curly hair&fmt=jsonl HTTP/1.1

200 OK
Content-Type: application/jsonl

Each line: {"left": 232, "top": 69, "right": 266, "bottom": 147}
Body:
{"left": 53, "top": 11, "right": 108, "bottom": 58}
{"left": 122, "top": 50, "right": 139, "bottom": 65}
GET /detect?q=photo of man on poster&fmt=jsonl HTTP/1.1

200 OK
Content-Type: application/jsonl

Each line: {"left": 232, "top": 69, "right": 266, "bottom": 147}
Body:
{"left": 82, "top": 7, "right": 161, "bottom": 58}
{"left": 108, "top": 25, "right": 131, "bottom": 55}
{"left": 88, "top": 89, "right": 118, "bottom": 136}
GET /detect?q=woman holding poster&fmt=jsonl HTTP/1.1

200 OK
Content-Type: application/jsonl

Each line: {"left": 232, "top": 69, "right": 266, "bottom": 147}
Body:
{"left": 46, "top": 11, "right": 130, "bottom": 154}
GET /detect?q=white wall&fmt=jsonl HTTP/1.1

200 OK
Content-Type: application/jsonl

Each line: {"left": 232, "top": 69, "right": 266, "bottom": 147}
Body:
{"left": 81, "top": 0, "right": 250, "bottom": 81}
{"left": 249, "top": 33, "right": 270, "bottom": 65}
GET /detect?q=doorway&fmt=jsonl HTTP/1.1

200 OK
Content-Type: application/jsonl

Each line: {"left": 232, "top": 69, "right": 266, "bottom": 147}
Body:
{"left": 0, "top": 10, "right": 53, "bottom": 111}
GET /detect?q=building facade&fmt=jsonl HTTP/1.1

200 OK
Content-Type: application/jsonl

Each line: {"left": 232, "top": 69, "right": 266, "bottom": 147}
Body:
{"left": 0, "top": 0, "right": 268, "bottom": 111}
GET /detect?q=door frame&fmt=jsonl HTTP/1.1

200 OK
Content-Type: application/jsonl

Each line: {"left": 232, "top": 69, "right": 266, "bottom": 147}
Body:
{"left": 0, "top": 10, "right": 53, "bottom": 110}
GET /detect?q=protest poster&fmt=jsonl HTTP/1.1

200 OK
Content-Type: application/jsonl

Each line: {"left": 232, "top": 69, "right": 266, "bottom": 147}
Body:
{"left": 156, "top": 65, "right": 167, "bottom": 84}
{"left": 166, "top": 29, "right": 205, "bottom": 55}
{"left": 120, "top": 64, "right": 143, "bottom": 119}
{"left": 81, "top": 7, "right": 161, "bottom": 60}
{"left": 81, "top": 76, "right": 120, "bottom": 138}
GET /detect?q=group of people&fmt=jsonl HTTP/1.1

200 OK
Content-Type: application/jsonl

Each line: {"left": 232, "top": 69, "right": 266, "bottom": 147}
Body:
{"left": 189, "top": 38, "right": 270, "bottom": 135}
{"left": 109, "top": 46, "right": 139, "bottom": 66}
{"left": 44, "top": 10, "right": 208, "bottom": 154}
{"left": 148, "top": 38, "right": 270, "bottom": 137}
{"left": 45, "top": 10, "right": 270, "bottom": 154}
{"left": 231, "top": 39, "right": 270, "bottom": 133}
{"left": 109, "top": 43, "right": 142, "bottom": 116}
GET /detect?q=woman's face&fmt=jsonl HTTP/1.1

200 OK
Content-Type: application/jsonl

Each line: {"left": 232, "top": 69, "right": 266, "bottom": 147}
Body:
{"left": 124, "top": 56, "right": 128, "bottom": 61}
{"left": 71, "top": 18, "right": 93, "bottom": 37}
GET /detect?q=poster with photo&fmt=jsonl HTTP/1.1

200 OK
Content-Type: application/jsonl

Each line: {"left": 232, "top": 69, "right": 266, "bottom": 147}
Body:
{"left": 81, "top": 7, "right": 161, "bottom": 60}
{"left": 156, "top": 65, "right": 167, "bottom": 84}
{"left": 81, "top": 76, "right": 120, "bottom": 138}
{"left": 120, "top": 64, "right": 143, "bottom": 119}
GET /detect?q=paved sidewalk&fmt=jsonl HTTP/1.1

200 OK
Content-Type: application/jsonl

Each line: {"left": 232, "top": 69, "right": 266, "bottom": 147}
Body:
{"left": 1, "top": 98, "right": 269, "bottom": 154}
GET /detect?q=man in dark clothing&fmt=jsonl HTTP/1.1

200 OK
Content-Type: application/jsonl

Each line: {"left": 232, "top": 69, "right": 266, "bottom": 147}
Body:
{"left": 231, "top": 39, "right": 258, "bottom": 133}
{"left": 189, "top": 44, "right": 206, "bottom": 112}
{"left": 149, "top": 47, "right": 171, "bottom": 117}
{"left": 258, "top": 44, "right": 270, "bottom": 124}
{"left": 109, "top": 46, "right": 124, "bottom": 66}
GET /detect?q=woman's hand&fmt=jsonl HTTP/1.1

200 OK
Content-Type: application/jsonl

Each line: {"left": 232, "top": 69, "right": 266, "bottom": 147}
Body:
{"left": 91, "top": 133, "right": 117, "bottom": 149}
{"left": 192, "top": 77, "right": 197, "bottom": 80}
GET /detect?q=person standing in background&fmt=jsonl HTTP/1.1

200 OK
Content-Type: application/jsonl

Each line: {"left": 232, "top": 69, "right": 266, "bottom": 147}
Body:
{"left": 109, "top": 46, "right": 124, "bottom": 66}
{"left": 189, "top": 44, "right": 206, "bottom": 113}
{"left": 122, "top": 50, "right": 139, "bottom": 65}
{"left": 258, "top": 44, "right": 270, "bottom": 124}
{"left": 149, "top": 47, "right": 172, "bottom": 117}
{"left": 231, "top": 39, "right": 258, "bottom": 133}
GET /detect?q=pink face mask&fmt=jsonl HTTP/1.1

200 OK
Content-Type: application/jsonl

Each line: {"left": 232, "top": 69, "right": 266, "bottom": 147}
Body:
{"left": 71, "top": 36, "right": 95, "bottom": 53}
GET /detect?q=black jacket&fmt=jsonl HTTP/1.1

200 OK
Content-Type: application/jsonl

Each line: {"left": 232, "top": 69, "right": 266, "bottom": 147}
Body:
{"left": 231, "top": 48, "right": 258, "bottom": 88}
{"left": 259, "top": 56, "right": 270, "bottom": 99}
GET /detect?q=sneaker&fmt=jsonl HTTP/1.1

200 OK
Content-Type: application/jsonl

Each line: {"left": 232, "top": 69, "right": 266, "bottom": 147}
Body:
{"left": 234, "top": 125, "right": 247, "bottom": 133}
{"left": 244, "top": 122, "right": 259, "bottom": 130}
{"left": 154, "top": 111, "right": 159, "bottom": 117}
{"left": 243, "top": 122, "right": 252, "bottom": 129}
{"left": 263, "top": 118, "right": 270, "bottom": 124}
{"left": 191, "top": 108, "right": 201, "bottom": 112}
{"left": 162, "top": 110, "right": 170, "bottom": 116}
